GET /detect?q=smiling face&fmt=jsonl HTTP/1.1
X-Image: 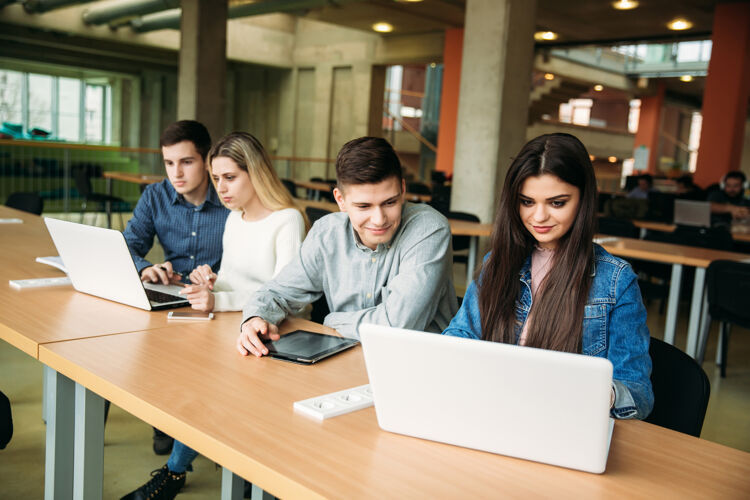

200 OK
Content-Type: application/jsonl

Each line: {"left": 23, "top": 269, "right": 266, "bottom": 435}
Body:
{"left": 333, "top": 176, "right": 405, "bottom": 250}
{"left": 211, "top": 156, "right": 255, "bottom": 212}
{"left": 518, "top": 174, "right": 581, "bottom": 249}
{"left": 725, "top": 177, "right": 744, "bottom": 198}
{"left": 162, "top": 140, "right": 209, "bottom": 205}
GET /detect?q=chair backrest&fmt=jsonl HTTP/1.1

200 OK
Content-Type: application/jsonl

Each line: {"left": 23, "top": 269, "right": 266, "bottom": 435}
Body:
{"left": 597, "top": 216, "right": 639, "bottom": 238}
{"left": 644, "top": 338, "right": 710, "bottom": 437}
{"left": 610, "top": 197, "right": 648, "bottom": 219}
{"left": 5, "top": 192, "right": 43, "bottom": 215}
{"left": 448, "top": 211, "right": 480, "bottom": 251}
{"left": 706, "top": 260, "right": 750, "bottom": 329}
{"left": 646, "top": 191, "right": 676, "bottom": 222}
{"left": 305, "top": 206, "right": 332, "bottom": 225}
{"left": 281, "top": 179, "right": 297, "bottom": 198}
{"left": 406, "top": 181, "right": 431, "bottom": 195}
{"left": 72, "top": 164, "right": 94, "bottom": 198}
{"left": 673, "top": 225, "right": 734, "bottom": 251}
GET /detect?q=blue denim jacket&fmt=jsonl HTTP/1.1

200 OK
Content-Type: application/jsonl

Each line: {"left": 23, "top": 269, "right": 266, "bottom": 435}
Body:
{"left": 443, "top": 244, "right": 653, "bottom": 419}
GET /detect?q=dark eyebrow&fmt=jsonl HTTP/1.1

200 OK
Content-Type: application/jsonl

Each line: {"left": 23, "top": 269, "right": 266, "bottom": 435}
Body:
{"left": 518, "top": 194, "right": 571, "bottom": 201}
{"left": 352, "top": 194, "right": 401, "bottom": 206}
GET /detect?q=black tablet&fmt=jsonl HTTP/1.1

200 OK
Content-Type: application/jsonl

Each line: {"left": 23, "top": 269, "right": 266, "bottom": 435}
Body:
{"left": 264, "top": 330, "right": 359, "bottom": 364}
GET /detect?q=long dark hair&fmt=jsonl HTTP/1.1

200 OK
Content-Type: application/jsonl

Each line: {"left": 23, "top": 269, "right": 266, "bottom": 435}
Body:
{"left": 478, "top": 133, "right": 597, "bottom": 352}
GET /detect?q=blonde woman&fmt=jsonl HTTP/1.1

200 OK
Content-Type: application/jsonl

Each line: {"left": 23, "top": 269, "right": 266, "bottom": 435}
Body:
{"left": 120, "top": 132, "right": 306, "bottom": 499}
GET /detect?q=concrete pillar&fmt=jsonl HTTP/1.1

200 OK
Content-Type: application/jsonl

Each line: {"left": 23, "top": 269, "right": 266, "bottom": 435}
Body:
{"left": 435, "top": 28, "right": 464, "bottom": 176}
{"left": 311, "top": 63, "right": 333, "bottom": 178}
{"left": 694, "top": 2, "right": 750, "bottom": 187}
{"left": 352, "top": 62, "right": 374, "bottom": 139}
{"left": 177, "top": 0, "right": 227, "bottom": 142}
{"left": 451, "top": 0, "right": 536, "bottom": 222}
{"left": 633, "top": 82, "right": 665, "bottom": 174}
{"left": 368, "top": 65, "right": 386, "bottom": 137}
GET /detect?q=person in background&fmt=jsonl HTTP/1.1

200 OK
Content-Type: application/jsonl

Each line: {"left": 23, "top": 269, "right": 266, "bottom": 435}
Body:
{"left": 443, "top": 133, "right": 653, "bottom": 420}
{"left": 708, "top": 171, "right": 750, "bottom": 228}
{"left": 237, "top": 136, "right": 457, "bottom": 356}
{"left": 120, "top": 132, "right": 306, "bottom": 500}
{"left": 675, "top": 174, "right": 705, "bottom": 201}
{"left": 122, "top": 120, "right": 229, "bottom": 455}
{"left": 627, "top": 173, "right": 657, "bottom": 200}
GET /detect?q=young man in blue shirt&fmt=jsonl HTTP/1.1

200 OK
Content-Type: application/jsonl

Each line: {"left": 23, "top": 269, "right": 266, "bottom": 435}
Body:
{"left": 122, "top": 120, "right": 229, "bottom": 455}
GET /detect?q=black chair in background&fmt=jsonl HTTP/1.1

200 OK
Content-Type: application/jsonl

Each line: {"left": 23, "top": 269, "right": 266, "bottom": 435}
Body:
{"left": 428, "top": 184, "right": 451, "bottom": 215}
{"left": 72, "top": 164, "right": 130, "bottom": 228}
{"left": 281, "top": 179, "right": 298, "bottom": 198}
{"left": 309, "top": 177, "right": 335, "bottom": 202}
{"left": 645, "top": 337, "right": 710, "bottom": 437}
{"left": 406, "top": 181, "right": 431, "bottom": 195}
{"left": 672, "top": 225, "right": 734, "bottom": 251}
{"left": 597, "top": 216, "right": 639, "bottom": 238}
{"left": 696, "top": 260, "right": 750, "bottom": 378}
{"left": 645, "top": 192, "right": 676, "bottom": 223}
{"left": 448, "top": 211, "right": 480, "bottom": 270}
{"left": 5, "top": 192, "right": 43, "bottom": 215}
{"left": 305, "top": 206, "right": 332, "bottom": 226}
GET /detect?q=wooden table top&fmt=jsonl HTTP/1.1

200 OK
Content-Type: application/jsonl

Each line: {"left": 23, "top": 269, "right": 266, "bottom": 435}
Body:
{"left": 0, "top": 207, "right": 190, "bottom": 357}
{"left": 38, "top": 315, "right": 750, "bottom": 499}
{"left": 597, "top": 235, "right": 750, "bottom": 267}
{"left": 102, "top": 171, "right": 165, "bottom": 185}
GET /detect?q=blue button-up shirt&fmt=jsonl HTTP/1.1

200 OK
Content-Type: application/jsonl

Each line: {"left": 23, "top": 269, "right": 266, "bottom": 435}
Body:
{"left": 123, "top": 179, "right": 229, "bottom": 278}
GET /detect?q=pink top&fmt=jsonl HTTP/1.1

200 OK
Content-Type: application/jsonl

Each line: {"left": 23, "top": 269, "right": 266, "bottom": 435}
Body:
{"left": 519, "top": 246, "right": 555, "bottom": 345}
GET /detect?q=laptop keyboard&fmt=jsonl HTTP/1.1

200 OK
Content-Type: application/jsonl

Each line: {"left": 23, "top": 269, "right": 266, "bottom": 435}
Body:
{"left": 145, "top": 287, "right": 185, "bottom": 304}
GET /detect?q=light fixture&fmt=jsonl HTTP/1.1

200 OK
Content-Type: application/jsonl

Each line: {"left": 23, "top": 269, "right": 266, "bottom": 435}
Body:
{"left": 612, "top": 0, "right": 639, "bottom": 10}
{"left": 668, "top": 18, "right": 693, "bottom": 31}
{"left": 680, "top": 75, "right": 693, "bottom": 82}
{"left": 608, "top": 156, "right": 618, "bottom": 163}
{"left": 589, "top": 155, "right": 596, "bottom": 162}
{"left": 429, "top": 62, "right": 436, "bottom": 68}
{"left": 544, "top": 73, "right": 555, "bottom": 81}
{"left": 534, "top": 31, "right": 558, "bottom": 41}
{"left": 594, "top": 84, "right": 604, "bottom": 91}
{"left": 372, "top": 22, "right": 393, "bottom": 33}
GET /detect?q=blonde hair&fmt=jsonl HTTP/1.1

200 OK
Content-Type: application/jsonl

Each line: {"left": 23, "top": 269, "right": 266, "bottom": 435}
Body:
{"left": 207, "top": 132, "right": 309, "bottom": 230}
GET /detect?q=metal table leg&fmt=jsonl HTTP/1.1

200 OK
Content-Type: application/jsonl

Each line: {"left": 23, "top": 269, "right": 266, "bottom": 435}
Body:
{"left": 663, "top": 263, "right": 683, "bottom": 345}
{"left": 73, "top": 384, "right": 104, "bottom": 500}
{"left": 685, "top": 267, "right": 707, "bottom": 358}
{"left": 466, "top": 236, "right": 478, "bottom": 286}
{"left": 221, "top": 468, "right": 244, "bottom": 500}
{"left": 44, "top": 366, "right": 75, "bottom": 500}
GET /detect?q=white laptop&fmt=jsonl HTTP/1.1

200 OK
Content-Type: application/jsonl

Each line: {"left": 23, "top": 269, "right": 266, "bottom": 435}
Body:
{"left": 44, "top": 217, "right": 188, "bottom": 310}
{"left": 359, "top": 324, "right": 615, "bottom": 474}
{"left": 674, "top": 199, "right": 711, "bottom": 227}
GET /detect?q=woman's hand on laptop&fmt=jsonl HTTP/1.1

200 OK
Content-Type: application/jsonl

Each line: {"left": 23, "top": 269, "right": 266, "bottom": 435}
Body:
{"left": 140, "top": 262, "right": 182, "bottom": 285}
{"left": 180, "top": 284, "right": 214, "bottom": 312}
{"left": 237, "top": 317, "right": 280, "bottom": 357}
{"left": 188, "top": 265, "right": 217, "bottom": 290}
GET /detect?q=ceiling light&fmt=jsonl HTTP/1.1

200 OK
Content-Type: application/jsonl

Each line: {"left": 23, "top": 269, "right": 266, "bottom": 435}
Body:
{"left": 612, "top": 0, "right": 639, "bottom": 10}
{"left": 668, "top": 18, "right": 693, "bottom": 31}
{"left": 608, "top": 156, "right": 618, "bottom": 163}
{"left": 589, "top": 155, "right": 596, "bottom": 162}
{"left": 534, "top": 31, "right": 558, "bottom": 41}
{"left": 544, "top": 73, "right": 555, "bottom": 81}
{"left": 430, "top": 62, "right": 436, "bottom": 68}
{"left": 372, "top": 22, "right": 393, "bottom": 33}
{"left": 594, "top": 84, "right": 604, "bottom": 91}
{"left": 680, "top": 75, "right": 693, "bottom": 82}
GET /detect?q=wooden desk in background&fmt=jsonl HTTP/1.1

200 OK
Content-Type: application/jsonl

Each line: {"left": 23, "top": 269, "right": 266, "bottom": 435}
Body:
{"left": 631, "top": 219, "right": 750, "bottom": 243}
{"left": 598, "top": 235, "right": 750, "bottom": 357}
{"left": 38, "top": 316, "right": 750, "bottom": 499}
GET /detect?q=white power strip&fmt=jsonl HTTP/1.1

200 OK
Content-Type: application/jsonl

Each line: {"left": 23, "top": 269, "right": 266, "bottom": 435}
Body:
{"left": 293, "top": 384, "right": 373, "bottom": 420}
{"left": 9, "top": 277, "right": 72, "bottom": 290}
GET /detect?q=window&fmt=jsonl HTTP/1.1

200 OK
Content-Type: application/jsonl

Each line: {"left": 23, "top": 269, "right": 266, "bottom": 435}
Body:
{"left": 559, "top": 99, "right": 593, "bottom": 126}
{"left": 0, "top": 68, "right": 111, "bottom": 143}
{"left": 628, "top": 99, "right": 641, "bottom": 134}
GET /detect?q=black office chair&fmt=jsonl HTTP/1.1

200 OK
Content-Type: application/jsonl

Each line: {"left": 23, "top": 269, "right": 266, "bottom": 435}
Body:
{"left": 646, "top": 192, "right": 676, "bottom": 223}
{"left": 447, "top": 211, "right": 480, "bottom": 269}
{"left": 281, "top": 179, "right": 298, "bottom": 198}
{"left": 696, "top": 260, "right": 750, "bottom": 378}
{"left": 672, "top": 225, "right": 734, "bottom": 251}
{"left": 305, "top": 206, "right": 332, "bottom": 226}
{"left": 597, "top": 216, "right": 639, "bottom": 238}
{"left": 5, "top": 192, "right": 43, "bottom": 215}
{"left": 72, "top": 164, "right": 130, "bottom": 228}
{"left": 406, "top": 181, "right": 431, "bottom": 195}
{"left": 309, "top": 177, "right": 335, "bottom": 202}
{"left": 645, "top": 337, "right": 710, "bottom": 437}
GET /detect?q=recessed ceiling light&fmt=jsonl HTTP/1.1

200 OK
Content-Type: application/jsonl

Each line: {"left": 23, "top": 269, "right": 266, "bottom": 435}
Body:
{"left": 373, "top": 22, "right": 393, "bottom": 33}
{"left": 594, "top": 84, "right": 604, "bottom": 91}
{"left": 534, "top": 31, "right": 558, "bottom": 41}
{"left": 668, "top": 18, "right": 693, "bottom": 31}
{"left": 544, "top": 73, "right": 555, "bottom": 81}
{"left": 608, "top": 156, "right": 618, "bottom": 163}
{"left": 429, "top": 62, "right": 436, "bottom": 68}
{"left": 612, "top": 0, "right": 639, "bottom": 10}
{"left": 589, "top": 155, "right": 596, "bottom": 162}
{"left": 680, "top": 75, "right": 694, "bottom": 82}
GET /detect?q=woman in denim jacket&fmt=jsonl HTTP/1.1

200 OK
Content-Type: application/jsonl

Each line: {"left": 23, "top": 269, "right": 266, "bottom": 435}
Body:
{"left": 443, "top": 133, "right": 653, "bottom": 419}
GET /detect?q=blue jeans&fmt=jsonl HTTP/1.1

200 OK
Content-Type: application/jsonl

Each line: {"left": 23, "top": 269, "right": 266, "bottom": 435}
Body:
{"left": 166, "top": 440, "right": 198, "bottom": 473}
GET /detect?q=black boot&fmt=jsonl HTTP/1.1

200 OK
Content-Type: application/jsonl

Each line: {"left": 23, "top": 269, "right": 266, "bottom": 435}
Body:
{"left": 120, "top": 465, "right": 186, "bottom": 500}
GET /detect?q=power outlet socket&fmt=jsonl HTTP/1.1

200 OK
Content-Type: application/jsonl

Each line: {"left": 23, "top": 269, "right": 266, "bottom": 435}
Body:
{"left": 293, "top": 384, "right": 373, "bottom": 420}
